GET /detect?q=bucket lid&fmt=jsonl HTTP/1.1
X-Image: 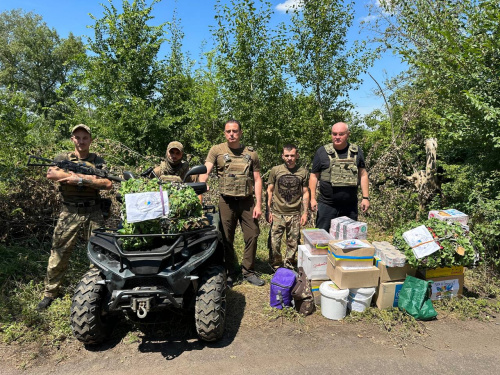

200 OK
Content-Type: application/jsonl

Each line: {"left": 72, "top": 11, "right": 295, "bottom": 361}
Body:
{"left": 319, "top": 281, "right": 349, "bottom": 298}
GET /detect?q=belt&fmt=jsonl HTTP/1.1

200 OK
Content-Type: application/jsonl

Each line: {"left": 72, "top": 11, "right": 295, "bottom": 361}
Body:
{"left": 63, "top": 200, "right": 98, "bottom": 207}
{"left": 221, "top": 195, "right": 252, "bottom": 201}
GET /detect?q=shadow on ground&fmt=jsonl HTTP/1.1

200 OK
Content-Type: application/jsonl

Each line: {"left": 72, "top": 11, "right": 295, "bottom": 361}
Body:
{"left": 83, "top": 289, "right": 247, "bottom": 360}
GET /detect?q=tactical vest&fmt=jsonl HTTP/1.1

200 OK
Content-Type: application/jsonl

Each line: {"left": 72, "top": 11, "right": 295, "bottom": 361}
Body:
{"left": 59, "top": 152, "right": 102, "bottom": 202}
{"left": 158, "top": 160, "right": 189, "bottom": 183}
{"left": 219, "top": 146, "right": 254, "bottom": 197}
{"left": 319, "top": 143, "right": 359, "bottom": 187}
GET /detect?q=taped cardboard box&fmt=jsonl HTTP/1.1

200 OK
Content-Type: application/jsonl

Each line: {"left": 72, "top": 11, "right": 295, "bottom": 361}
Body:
{"left": 298, "top": 245, "right": 328, "bottom": 280}
{"left": 302, "top": 229, "right": 334, "bottom": 255}
{"left": 326, "top": 258, "right": 379, "bottom": 289}
{"left": 374, "top": 281, "right": 404, "bottom": 309}
{"left": 375, "top": 258, "right": 417, "bottom": 283}
{"left": 426, "top": 274, "right": 464, "bottom": 300}
{"left": 329, "top": 216, "right": 367, "bottom": 240}
{"left": 428, "top": 209, "right": 469, "bottom": 225}
{"left": 419, "top": 266, "right": 464, "bottom": 279}
{"left": 310, "top": 279, "right": 328, "bottom": 306}
{"left": 328, "top": 239, "right": 375, "bottom": 257}
{"left": 330, "top": 252, "right": 374, "bottom": 269}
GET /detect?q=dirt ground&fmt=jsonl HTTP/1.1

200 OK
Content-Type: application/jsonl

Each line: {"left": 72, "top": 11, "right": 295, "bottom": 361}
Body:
{"left": 2, "top": 284, "right": 500, "bottom": 375}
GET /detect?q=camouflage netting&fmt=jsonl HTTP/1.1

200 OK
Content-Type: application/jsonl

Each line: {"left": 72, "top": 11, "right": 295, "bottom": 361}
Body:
{"left": 117, "top": 178, "right": 208, "bottom": 250}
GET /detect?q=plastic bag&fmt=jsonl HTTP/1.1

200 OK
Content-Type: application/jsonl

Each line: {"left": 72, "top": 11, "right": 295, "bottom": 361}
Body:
{"left": 398, "top": 275, "right": 438, "bottom": 320}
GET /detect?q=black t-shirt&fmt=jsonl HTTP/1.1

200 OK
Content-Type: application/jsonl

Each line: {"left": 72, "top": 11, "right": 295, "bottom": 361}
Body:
{"left": 311, "top": 143, "right": 366, "bottom": 207}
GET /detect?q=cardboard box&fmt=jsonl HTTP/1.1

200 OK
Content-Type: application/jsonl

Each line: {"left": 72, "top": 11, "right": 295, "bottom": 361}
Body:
{"left": 326, "top": 259, "right": 379, "bottom": 289}
{"left": 419, "top": 266, "right": 464, "bottom": 279}
{"left": 302, "top": 229, "right": 334, "bottom": 255}
{"left": 298, "top": 245, "right": 328, "bottom": 280}
{"left": 328, "top": 239, "right": 375, "bottom": 257}
{"left": 374, "top": 281, "right": 404, "bottom": 309}
{"left": 428, "top": 209, "right": 469, "bottom": 225}
{"left": 426, "top": 274, "right": 464, "bottom": 300}
{"left": 329, "top": 216, "right": 367, "bottom": 240}
{"left": 331, "top": 253, "right": 374, "bottom": 269}
{"left": 310, "top": 279, "right": 328, "bottom": 306}
{"left": 375, "top": 258, "right": 417, "bottom": 283}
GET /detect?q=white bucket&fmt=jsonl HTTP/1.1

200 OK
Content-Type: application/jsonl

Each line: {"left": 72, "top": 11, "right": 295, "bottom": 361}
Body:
{"left": 348, "top": 287, "right": 376, "bottom": 312}
{"left": 319, "top": 281, "right": 349, "bottom": 320}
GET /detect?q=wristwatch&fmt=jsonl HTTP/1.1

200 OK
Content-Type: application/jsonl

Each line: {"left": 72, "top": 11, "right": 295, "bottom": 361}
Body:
{"left": 362, "top": 196, "right": 369, "bottom": 200}
{"left": 78, "top": 178, "right": 84, "bottom": 187}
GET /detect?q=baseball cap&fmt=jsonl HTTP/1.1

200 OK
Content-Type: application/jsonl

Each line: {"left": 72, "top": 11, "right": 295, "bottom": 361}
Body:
{"left": 167, "top": 141, "right": 184, "bottom": 153}
{"left": 71, "top": 124, "right": 92, "bottom": 136}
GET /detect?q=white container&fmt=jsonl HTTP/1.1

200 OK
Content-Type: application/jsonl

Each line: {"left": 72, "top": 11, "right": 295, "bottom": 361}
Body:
{"left": 302, "top": 229, "right": 334, "bottom": 254}
{"left": 298, "top": 245, "right": 328, "bottom": 280}
{"left": 348, "top": 287, "right": 376, "bottom": 313}
{"left": 330, "top": 216, "right": 368, "bottom": 240}
{"left": 319, "top": 281, "right": 349, "bottom": 320}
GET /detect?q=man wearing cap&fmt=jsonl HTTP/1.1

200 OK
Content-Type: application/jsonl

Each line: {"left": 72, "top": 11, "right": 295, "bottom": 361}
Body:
{"left": 37, "top": 124, "right": 113, "bottom": 310}
{"left": 150, "top": 141, "right": 193, "bottom": 182}
{"left": 199, "top": 119, "right": 265, "bottom": 287}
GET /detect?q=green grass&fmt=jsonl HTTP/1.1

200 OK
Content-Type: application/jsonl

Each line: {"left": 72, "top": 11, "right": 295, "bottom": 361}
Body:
{"left": 0, "top": 240, "right": 90, "bottom": 346}
{"left": 2, "top": 219, "right": 500, "bottom": 350}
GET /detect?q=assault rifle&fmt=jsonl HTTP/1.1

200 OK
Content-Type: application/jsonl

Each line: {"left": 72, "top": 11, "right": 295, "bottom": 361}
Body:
{"left": 27, "top": 155, "right": 124, "bottom": 182}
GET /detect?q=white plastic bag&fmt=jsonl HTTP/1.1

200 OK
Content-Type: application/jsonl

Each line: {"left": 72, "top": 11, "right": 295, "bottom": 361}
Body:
{"left": 124, "top": 191, "right": 170, "bottom": 223}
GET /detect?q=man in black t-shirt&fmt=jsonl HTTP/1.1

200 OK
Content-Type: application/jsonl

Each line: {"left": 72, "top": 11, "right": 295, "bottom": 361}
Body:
{"left": 309, "top": 122, "right": 370, "bottom": 232}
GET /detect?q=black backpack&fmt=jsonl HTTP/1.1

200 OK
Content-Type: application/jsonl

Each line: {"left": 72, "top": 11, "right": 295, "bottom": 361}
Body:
{"left": 291, "top": 267, "right": 316, "bottom": 316}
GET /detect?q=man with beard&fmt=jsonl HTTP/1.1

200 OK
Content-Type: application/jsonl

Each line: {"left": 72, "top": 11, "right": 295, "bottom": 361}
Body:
{"left": 151, "top": 141, "right": 194, "bottom": 182}
{"left": 266, "top": 144, "right": 309, "bottom": 269}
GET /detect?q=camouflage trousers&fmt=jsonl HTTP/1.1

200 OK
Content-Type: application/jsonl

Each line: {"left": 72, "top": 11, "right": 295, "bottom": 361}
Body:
{"left": 270, "top": 213, "right": 301, "bottom": 268}
{"left": 44, "top": 205, "right": 103, "bottom": 298}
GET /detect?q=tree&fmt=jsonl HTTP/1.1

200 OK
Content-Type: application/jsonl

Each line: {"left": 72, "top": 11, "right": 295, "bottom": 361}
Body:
{"left": 75, "top": 0, "right": 166, "bottom": 154}
{"left": 286, "top": 0, "right": 374, "bottom": 125}
{"left": 212, "top": 0, "right": 293, "bottom": 170}
{"left": 369, "top": 0, "right": 500, "bottom": 172}
{"left": 0, "top": 9, "right": 84, "bottom": 119}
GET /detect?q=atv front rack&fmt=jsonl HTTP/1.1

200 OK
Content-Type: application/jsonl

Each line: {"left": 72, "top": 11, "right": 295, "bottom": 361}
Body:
{"left": 91, "top": 226, "right": 217, "bottom": 273}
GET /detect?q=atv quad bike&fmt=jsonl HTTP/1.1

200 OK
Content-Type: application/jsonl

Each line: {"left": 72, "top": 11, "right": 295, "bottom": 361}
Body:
{"left": 70, "top": 165, "right": 226, "bottom": 345}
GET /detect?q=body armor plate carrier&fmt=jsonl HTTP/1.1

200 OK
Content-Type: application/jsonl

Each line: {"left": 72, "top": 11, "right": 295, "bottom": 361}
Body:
{"left": 220, "top": 148, "right": 254, "bottom": 197}
{"left": 320, "top": 143, "right": 359, "bottom": 187}
{"left": 59, "top": 152, "right": 101, "bottom": 202}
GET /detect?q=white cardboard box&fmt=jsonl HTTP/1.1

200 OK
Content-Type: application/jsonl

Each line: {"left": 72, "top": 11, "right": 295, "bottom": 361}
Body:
{"left": 298, "top": 244, "right": 328, "bottom": 280}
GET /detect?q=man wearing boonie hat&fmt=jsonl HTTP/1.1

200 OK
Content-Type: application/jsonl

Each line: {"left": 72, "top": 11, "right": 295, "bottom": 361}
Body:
{"left": 37, "top": 124, "right": 113, "bottom": 310}
{"left": 150, "top": 141, "right": 194, "bottom": 182}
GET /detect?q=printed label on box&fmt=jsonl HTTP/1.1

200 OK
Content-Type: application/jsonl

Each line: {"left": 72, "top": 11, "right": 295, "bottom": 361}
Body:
{"left": 431, "top": 278, "right": 460, "bottom": 299}
{"left": 393, "top": 283, "right": 403, "bottom": 307}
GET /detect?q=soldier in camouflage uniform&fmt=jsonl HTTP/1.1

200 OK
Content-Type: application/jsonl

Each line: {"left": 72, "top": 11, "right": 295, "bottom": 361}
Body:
{"left": 199, "top": 120, "right": 265, "bottom": 287}
{"left": 266, "top": 144, "right": 309, "bottom": 269}
{"left": 149, "top": 141, "right": 194, "bottom": 182}
{"left": 37, "top": 124, "right": 113, "bottom": 310}
{"left": 309, "top": 122, "right": 370, "bottom": 232}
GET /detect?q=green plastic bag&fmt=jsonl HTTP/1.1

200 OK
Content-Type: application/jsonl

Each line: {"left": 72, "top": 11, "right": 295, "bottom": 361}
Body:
{"left": 397, "top": 275, "right": 438, "bottom": 320}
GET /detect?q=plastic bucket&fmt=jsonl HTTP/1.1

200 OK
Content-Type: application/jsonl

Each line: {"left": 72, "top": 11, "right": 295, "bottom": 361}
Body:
{"left": 319, "top": 281, "right": 349, "bottom": 320}
{"left": 348, "top": 287, "right": 376, "bottom": 312}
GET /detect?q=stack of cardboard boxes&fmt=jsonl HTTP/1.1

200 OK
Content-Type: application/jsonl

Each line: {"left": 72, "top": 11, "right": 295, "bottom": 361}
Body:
{"left": 372, "top": 241, "right": 417, "bottom": 309}
{"left": 326, "top": 239, "right": 379, "bottom": 289}
{"left": 299, "top": 210, "right": 467, "bottom": 313}
{"left": 299, "top": 229, "right": 332, "bottom": 305}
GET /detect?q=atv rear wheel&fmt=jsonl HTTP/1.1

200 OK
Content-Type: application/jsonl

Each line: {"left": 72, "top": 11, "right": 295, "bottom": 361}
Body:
{"left": 70, "top": 269, "right": 115, "bottom": 345}
{"left": 195, "top": 265, "right": 226, "bottom": 341}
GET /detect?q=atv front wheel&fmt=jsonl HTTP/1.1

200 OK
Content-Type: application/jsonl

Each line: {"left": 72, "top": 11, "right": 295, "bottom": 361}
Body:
{"left": 195, "top": 265, "right": 226, "bottom": 341}
{"left": 70, "top": 269, "right": 115, "bottom": 345}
